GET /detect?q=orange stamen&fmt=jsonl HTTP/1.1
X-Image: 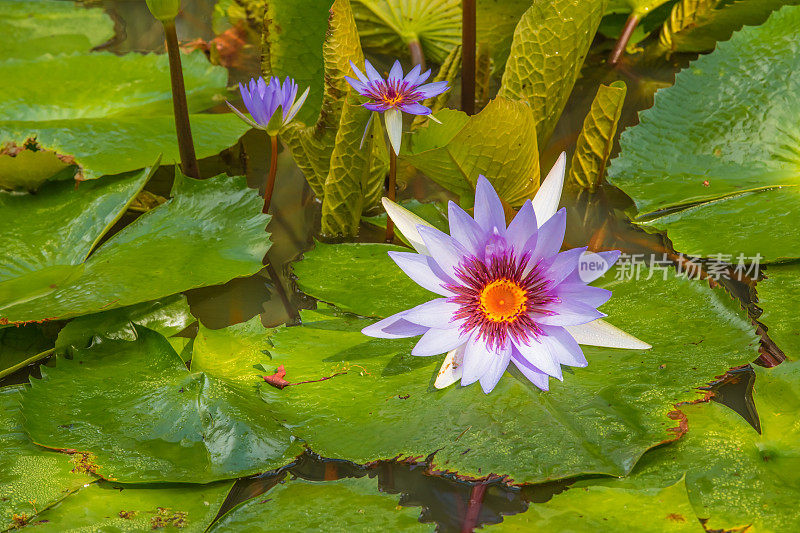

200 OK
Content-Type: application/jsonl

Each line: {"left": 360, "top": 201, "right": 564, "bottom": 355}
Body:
{"left": 478, "top": 279, "right": 527, "bottom": 323}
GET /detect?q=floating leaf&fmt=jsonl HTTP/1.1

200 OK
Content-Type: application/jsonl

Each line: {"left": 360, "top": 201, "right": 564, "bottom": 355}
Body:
{"left": 568, "top": 81, "right": 627, "bottom": 192}
{"left": 21, "top": 317, "right": 303, "bottom": 483}
{"left": 352, "top": 0, "right": 460, "bottom": 64}
{"left": 210, "top": 476, "right": 430, "bottom": 532}
{"left": 0, "top": 165, "right": 153, "bottom": 314}
{"left": 497, "top": 478, "right": 701, "bottom": 531}
{"left": 0, "top": 386, "right": 94, "bottom": 530}
{"left": 498, "top": 0, "right": 607, "bottom": 145}
{"left": 608, "top": 6, "right": 800, "bottom": 261}
{"left": 402, "top": 97, "right": 539, "bottom": 207}
{"left": 55, "top": 295, "right": 194, "bottom": 353}
{"left": 268, "top": 243, "right": 757, "bottom": 484}
{"left": 567, "top": 361, "right": 800, "bottom": 531}
{"left": 0, "top": 51, "right": 249, "bottom": 186}
{"left": 758, "top": 262, "right": 800, "bottom": 360}
{"left": 658, "top": 0, "right": 800, "bottom": 54}
{"left": 0, "top": 0, "right": 114, "bottom": 60}
{"left": 21, "top": 480, "right": 233, "bottom": 532}
{"left": 0, "top": 174, "right": 270, "bottom": 324}
{"left": 0, "top": 325, "right": 55, "bottom": 379}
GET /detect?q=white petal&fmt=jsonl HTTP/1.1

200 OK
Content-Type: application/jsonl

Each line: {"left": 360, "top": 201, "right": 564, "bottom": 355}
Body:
{"left": 382, "top": 198, "right": 434, "bottom": 255}
{"left": 565, "top": 319, "right": 652, "bottom": 349}
{"left": 532, "top": 152, "right": 565, "bottom": 227}
{"left": 412, "top": 325, "right": 467, "bottom": 356}
{"left": 361, "top": 311, "right": 428, "bottom": 339}
{"left": 285, "top": 86, "right": 310, "bottom": 123}
{"left": 384, "top": 107, "right": 403, "bottom": 155}
{"left": 512, "top": 337, "right": 562, "bottom": 379}
{"left": 404, "top": 298, "right": 460, "bottom": 329}
{"left": 434, "top": 344, "right": 465, "bottom": 389}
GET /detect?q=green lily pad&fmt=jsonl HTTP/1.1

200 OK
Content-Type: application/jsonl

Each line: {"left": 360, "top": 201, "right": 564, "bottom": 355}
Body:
{"left": 209, "top": 476, "right": 430, "bottom": 532}
{"left": 0, "top": 0, "right": 114, "bottom": 60}
{"left": 352, "top": 0, "right": 460, "bottom": 64}
{"left": 19, "top": 480, "right": 233, "bottom": 532}
{"left": 0, "top": 174, "right": 270, "bottom": 324}
{"left": 0, "top": 50, "right": 249, "bottom": 186}
{"left": 757, "top": 262, "right": 800, "bottom": 360}
{"left": 0, "top": 386, "right": 94, "bottom": 530}
{"left": 567, "top": 361, "right": 800, "bottom": 531}
{"left": 608, "top": 6, "right": 800, "bottom": 261}
{"left": 55, "top": 294, "right": 194, "bottom": 353}
{"left": 268, "top": 242, "right": 758, "bottom": 484}
{"left": 402, "top": 98, "right": 539, "bottom": 207}
{"left": 21, "top": 317, "right": 303, "bottom": 483}
{"left": 497, "top": 478, "right": 701, "bottom": 531}
{"left": 0, "top": 165, "right": 153, "bottom": 314}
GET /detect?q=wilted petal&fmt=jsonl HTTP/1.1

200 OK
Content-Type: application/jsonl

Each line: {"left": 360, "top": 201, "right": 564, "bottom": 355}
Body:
{"left": 387, "top": 251, "right": 454, "bottom": 296}
{"left": 412, "top": 325, "right": 467, "bottom": 356}
{"left": 382, "top": 198, "right": 433, "bottom": 254}
{"left": 435, "top": 344, "right": 465, "bottom": 389}
{"left": 565, "top": 319, "right": 652, "bottom": 349}
{"left": 532, "top": 152, "right": 566, "bottom": 226}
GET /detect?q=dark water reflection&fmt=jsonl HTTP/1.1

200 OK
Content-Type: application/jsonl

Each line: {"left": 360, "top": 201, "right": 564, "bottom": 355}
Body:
{"left": 0, "top": 3, "right": 778, "bottom": 531}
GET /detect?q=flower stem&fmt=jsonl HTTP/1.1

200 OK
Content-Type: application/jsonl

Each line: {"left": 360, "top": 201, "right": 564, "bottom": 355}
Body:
{"left": 607, "top": 13, "right": 639, "bottom": 66}
{"left": 461, "top": 0, "right": 476, "bottom": 115}
{"left": 408, "top": 39, "right": 426, "bottom": 71}
{"left": 163, "top": 19, "right": 200, "bottom": 179}
{"left": 0, "top": 348, "right": 55, "bottom": 381}
{"left": 385, "top": 149, "right": 397, "bottom": 243}
{"left": 263, "top": 134, "right": 279, "bottom": 214}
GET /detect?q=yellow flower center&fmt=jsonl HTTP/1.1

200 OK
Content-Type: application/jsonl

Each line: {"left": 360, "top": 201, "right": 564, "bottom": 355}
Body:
{"left": 479, "top": 279, "right": 527, "bottom": 323}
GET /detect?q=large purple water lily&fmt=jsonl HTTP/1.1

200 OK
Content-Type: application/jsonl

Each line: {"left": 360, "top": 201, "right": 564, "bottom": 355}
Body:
{"left": 363, "top": 154, "right": 651, "bottom": 393}
{"left": 345, "top": 59, "right": 449, "bottom": 155}
{"left": 226, "top": 76, "right": 309, "bottom": 135}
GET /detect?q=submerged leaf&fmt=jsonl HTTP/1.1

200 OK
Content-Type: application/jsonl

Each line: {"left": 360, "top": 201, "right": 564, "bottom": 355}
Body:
{"left": 20, "top": 480, "right": 233, "bottom": 532}
{"left": 209, "top": 476, "right": 430, "bottom": 532}
{"left": 608, "top": 6, "right": 800, "bottom": 261}
{"left": 498, "top": 0, "right": 608, "bottom": 146}
{"left": 568, "top": 81, "right": 627, "bottom": 192}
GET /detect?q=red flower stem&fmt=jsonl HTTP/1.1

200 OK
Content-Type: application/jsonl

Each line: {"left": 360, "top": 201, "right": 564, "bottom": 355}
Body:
{"left": 385, "top": 148, "right": 397, "bottom": 243}
{"left": 462, "top": 482, "right": 487, "bottom": 533}
{"left": 608, "top": 13, "right": 639, "bottom": 66}
{"left": 263, "top": 134, "right": 279, "bottom": 214}
{"left": 461, "top": 0, "right": 476, "bottom": 115}
{"left": 408, "top": 39, "right": 426, "bottom": 71}
{"left": 163, "top": 19, "right": 200, "bottom": 179}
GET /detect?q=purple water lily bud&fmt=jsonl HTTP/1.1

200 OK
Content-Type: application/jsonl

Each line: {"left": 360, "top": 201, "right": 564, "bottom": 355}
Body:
{"left": 363, "top": 155, "right": 651, "bottom": 394}
{"left": 345, "top": 59, "right": 449, "bottom": 155}
{"left": 226, "top": 76, "right": 310, "bottom": 136}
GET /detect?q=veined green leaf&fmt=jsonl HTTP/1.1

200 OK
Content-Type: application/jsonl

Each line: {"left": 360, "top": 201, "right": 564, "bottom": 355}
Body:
{"left": 568, "top": 81, "right": 627, "bottom": 192}
{"left": 403, "top": 97, "right": 539, "bottom": 207}
{"left": 658, "top": 0, "right": 800, "bottom": 54}
{"left": 498, "top": 0, "right": 608, "bottom": 146}
{"left": 757, "top": 262, "right": 800, "bottom": 361}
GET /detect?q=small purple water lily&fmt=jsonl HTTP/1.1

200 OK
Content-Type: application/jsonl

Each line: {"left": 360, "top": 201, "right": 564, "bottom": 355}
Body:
{"left": 362, "top": 154, "right": 651, "bottom": 393}
{"left": 345, "top": 59, "right": 449, "bottom": 155}
{"left": 226, "top": 76, "right": 310, "bottom": 135}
